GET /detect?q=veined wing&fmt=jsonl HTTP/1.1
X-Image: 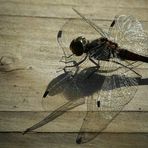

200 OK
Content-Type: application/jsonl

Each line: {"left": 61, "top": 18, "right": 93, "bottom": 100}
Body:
{"left": 72, "top": 8, "right": 109, "bottom": 38}
{"left": 57, "top": 8, "right": 109, "bottom": 68}
{"left": 57, "top": 18, "right": 89, "bottom": 67}
{"left": 76, "top": 60, "right": 141, "bottom": 144}
{"left": 109, "top": 15, "right": 148, "bottom": 57}
{"left": 23, "top": 66, "right": 107, "bottom": 134}
{"left": 23, "top": 71, "right": 85, "bottom": 134}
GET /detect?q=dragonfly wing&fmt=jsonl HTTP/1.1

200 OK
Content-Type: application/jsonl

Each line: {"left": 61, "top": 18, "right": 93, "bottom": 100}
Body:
{"left": 23, "top": 99, "right": 85, "bottom": 134}
{"left": 72, "top": 8, "right": 109, "bottom": 38}
{"left": 57, "top": 18, "right": 95, "bottom": 68}
{"left": 76, "top": 95, "right": 107, "bottom": 144}
{"left": 76, "top": 60, "right": 141, "bottom": 144}
{"left": 109, "top": 15, "right": 148, "bottom": 56}
{"left": 24, "top": 72, "right": 85, "bottom": 134}
{"left": 57, "top": 8, "right": 110, "bottom": 66}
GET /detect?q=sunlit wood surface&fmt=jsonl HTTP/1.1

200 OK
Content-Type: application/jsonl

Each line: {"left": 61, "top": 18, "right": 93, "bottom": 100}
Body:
{"left": 0, "top": 0, "right": 148, "bottom": 147}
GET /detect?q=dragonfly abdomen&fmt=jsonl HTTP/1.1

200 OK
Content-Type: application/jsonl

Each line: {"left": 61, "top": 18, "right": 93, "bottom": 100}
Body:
{"left": 117, "top": 49, "right": 148, "bottom": 63}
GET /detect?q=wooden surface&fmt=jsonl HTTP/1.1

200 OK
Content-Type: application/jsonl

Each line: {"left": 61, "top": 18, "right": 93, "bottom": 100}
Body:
{"left": 0, "top": 0, "right": 148, "bottom": 147}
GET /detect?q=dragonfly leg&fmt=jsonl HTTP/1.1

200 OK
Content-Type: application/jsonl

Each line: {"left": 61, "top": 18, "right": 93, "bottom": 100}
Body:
{"left": 86, "top": 57, "right": 100, "bottom": 79}
{"left": 63, "top": 55, "right": 88, "bottom": 75}
{"left": 59, "top": 54, "right": 74, "bottom": 63}
{"left": 89, "top": 56, "right": 100, "bottom": 66}
{"left": 57, "top": 59, "right": 78, "bottom": 73}
{"left": 63, "top": 61, "right": 79, "bottom": 76}
{"left": 57, "top": 54, "right": 79, "bottom": 73}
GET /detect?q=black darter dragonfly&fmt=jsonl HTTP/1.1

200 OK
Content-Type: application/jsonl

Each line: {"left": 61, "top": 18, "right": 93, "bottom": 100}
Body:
{"left": 23, "top": 8, "right": 148, "bottom": 144}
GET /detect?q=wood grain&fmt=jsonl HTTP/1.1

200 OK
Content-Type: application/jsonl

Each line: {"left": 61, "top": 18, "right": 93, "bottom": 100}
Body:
{"left": 0, "top": 16, "right": 147, "bottom": 112}
{"left": 0, "top": 133, "right": 148, "bottom": 148}
{"left": 0, "top": 111, "right": 148, "bottom": 132}
{"left": 0, "top": 0, "right": 148, "bottom": 146}
{"left": 0, "top": 0, "right": 148, "bottom": 21}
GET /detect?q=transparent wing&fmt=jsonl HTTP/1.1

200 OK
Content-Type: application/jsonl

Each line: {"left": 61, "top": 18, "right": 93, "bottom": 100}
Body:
{"left": 23, "top": 71, "right": 85, "bottom": 134}
{"left": 57, "top": 19, "right": 121, "bottom": 73}
{"left": 57, "top": 8, "right": 109, "bottom": 68}
{"left": 57, "top": 19, "right": 88, "bottom": 68}
{"left": 23, "top": 67, "right": 107, "bottom": 135}
{"left": 76, "top": 60, "right": 141, "bottom": 144}
{"left": 57, "top": 14, "right": 144, "bottom": 74}
{"left": 109, "top": 15, "right": 148, "bottom": 56}
{"left": 72, "top": 8, "right": 109, "bottom": 38}
{"left": 57, "top": 18, "right": 101, "bottom": 66}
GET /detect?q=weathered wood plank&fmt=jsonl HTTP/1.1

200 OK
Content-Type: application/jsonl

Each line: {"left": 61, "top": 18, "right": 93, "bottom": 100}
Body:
{"left": 0, "top": 111, "right": 147, "bottom": 132}
{"left": 0, "top": 0, "right": 147, "bottom": 147}
{"left": 0, "top": 0, "right": 148, "bottom": 21}
{"left": 1, "top": 16, "right": 148, "bottom": 49}
{"left": 0, "top": 17, "right": 148, "bottom": 61}
{"left": 0, "top": 68, "right": 148, "bottom": 111}
{"left": 1, "top": 0, "right": 148, "bottom": 9}
{"left": 0, "top": 133, "right": 148, "bottom": 148}
{"left": 0, "top": 16, "right": 148, "bottom": 72}
{"left": 0, "top": 16, "right": 148, "bottom": 111}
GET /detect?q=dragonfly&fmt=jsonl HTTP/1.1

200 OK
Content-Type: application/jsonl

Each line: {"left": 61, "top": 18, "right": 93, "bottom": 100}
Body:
{"left": 23, "top": 8, "right": 148, "bottom": 144}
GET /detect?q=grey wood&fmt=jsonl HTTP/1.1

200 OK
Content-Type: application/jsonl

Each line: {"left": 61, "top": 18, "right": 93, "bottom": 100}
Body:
{"left": 0, "top": 133, "right": 148, "bottom": 148}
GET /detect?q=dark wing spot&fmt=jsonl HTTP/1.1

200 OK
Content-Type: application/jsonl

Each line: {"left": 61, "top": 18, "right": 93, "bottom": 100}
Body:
{"left": 97, "top": 101, "right": 100, "bottom": 107}
{"left": 57, "top": 30, "right": 62, "bottom": 38}
{"left": 110, "top": 20, "right": 115, "bottom": 27}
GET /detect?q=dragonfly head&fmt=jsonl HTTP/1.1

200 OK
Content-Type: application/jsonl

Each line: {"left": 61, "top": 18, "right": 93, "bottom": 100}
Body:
{"left": 70, "top": 36, "right": 88, "bottom": 56}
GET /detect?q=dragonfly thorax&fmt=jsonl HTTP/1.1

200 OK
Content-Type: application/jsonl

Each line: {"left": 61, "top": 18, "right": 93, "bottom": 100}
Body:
{"left": 70, "top": 36, "right": 89, "bottom": 56}
{"left": 70, "top": 36, "right": 119, "bottom": 60}
{"left": 86, "top": 37, "right": 119, "bottom": 60}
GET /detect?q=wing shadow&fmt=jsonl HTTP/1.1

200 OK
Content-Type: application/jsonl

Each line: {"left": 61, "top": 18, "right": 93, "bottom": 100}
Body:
{"left": 43, "top": 67, "right": 106, "bottom": 100}
{"left": 43, "top": 67, "right": 147, "bottom": 99}
{"left": 23, "top": 67, "right": 148, "bottom": 143}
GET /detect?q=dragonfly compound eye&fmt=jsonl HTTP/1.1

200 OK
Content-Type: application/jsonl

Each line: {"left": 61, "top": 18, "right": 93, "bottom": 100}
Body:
{"left": 70, "top": 36, "right": 87, "bottom": 56}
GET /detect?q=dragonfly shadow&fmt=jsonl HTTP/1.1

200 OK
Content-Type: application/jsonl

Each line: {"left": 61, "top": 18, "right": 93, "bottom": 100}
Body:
{"left": 43, "top": 67, "right": 146, "bottom": 100}
{"left": 23, "top": 67, "right": 147, "bottom": 143}
{"left": 42, "top": 67, "right": 147, "bottom": 143}
{"left": 139, "top": 77, "right": 148, "bottom": 86}
{"left": 43, "top": 67, "right": 106, "bottom": 100}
